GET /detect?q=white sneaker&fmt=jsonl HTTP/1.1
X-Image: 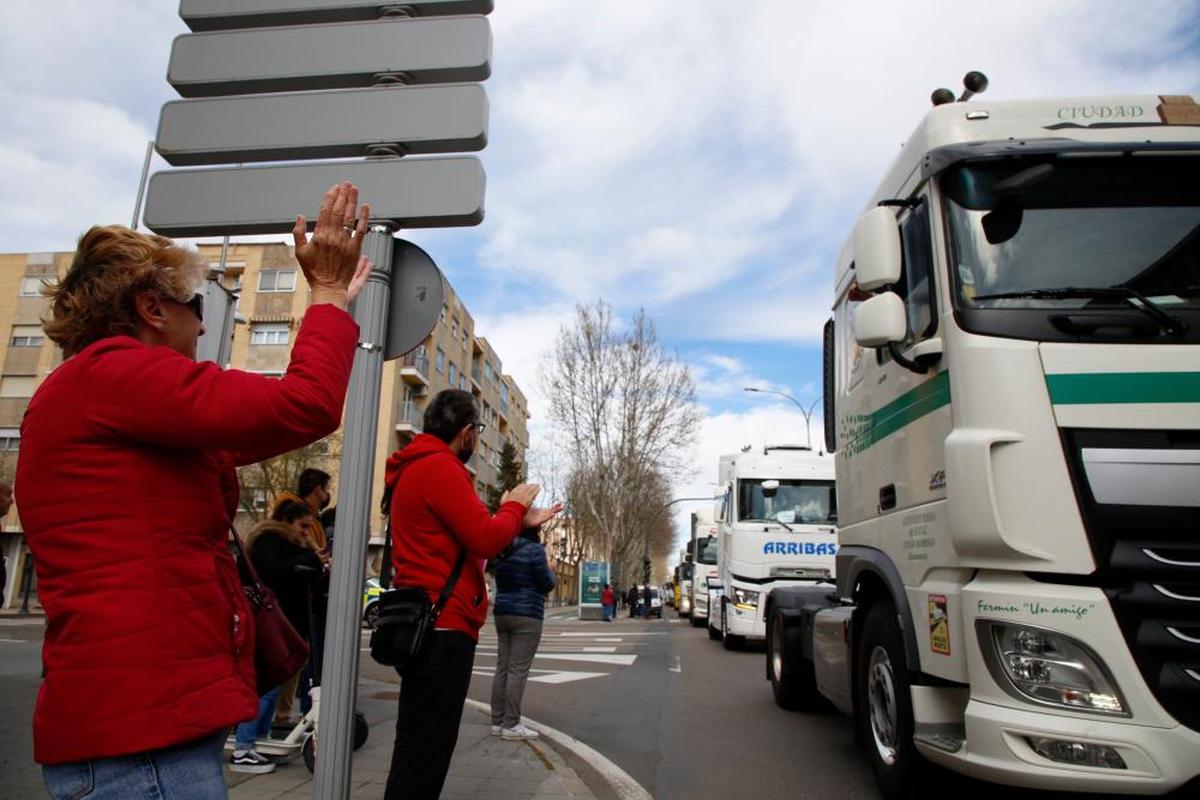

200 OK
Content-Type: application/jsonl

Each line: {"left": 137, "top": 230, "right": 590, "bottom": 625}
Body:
{"left": 501, "top": 724, "right": 539, "bottom": 740}
{"left": 490, "top": 725, "right": 503, "bottom": 736}
{"left": 230, "top": 748, "right": 276, "bottom": 774}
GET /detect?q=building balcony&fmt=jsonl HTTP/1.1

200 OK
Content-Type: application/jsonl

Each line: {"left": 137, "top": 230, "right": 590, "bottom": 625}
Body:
{"left": 395, "top": 402, "right": 423, "bottom": 434}
{"left": 400, "top": 351, "right": 429, "bottom": 386}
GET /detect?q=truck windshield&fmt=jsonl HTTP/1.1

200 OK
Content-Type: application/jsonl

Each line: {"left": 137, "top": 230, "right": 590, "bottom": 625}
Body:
{"left": 737, "top": 479, "right": 836, "bottom": 525}
{"left": 695, "top": 536, "right": 718, "bottom": 565}
{"left": 942, "top": 155, "right": 1200, "bottom": 314}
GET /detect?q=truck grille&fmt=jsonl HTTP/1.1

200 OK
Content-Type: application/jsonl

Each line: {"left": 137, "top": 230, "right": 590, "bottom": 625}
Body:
{"left": 1059, "top": 428, "right": 1200, "bottom": 733}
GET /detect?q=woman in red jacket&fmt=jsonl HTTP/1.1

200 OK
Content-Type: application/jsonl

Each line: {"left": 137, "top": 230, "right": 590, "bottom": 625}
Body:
{"left": 17, "top": 183, "right": 371, "bottom": 800}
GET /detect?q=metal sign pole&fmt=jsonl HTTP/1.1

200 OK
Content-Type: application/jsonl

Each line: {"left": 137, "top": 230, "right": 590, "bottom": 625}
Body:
{"left": 314, "top": 223, "right": 394, "bottom": 798}
{"left": 130, "top": 140, "right": 155, "bottom": 229}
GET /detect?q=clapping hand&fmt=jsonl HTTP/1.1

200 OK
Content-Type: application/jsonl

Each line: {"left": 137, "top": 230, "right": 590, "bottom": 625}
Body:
{"left": 523, "top": 502, "right": 564, "bottom": 528}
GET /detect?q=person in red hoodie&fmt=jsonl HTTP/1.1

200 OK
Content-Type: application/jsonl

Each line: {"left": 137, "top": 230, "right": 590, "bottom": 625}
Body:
{"left": 384, "top": 388, "right": 562, "bottom": 800}
{"left": 17, "top": 183, "right": 371, "bottom": 799}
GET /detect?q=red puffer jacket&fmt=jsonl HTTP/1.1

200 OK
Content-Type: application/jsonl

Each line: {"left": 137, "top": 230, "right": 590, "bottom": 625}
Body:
{"left": 385, "top": 434, "right": 526, "bottom": 640}
{"left": 16, "top": 304, "right": 357, "bottom": 765}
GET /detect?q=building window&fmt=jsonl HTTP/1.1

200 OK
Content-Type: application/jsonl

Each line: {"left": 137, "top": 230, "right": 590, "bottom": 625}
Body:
{"left": 10, "top": 325, "right": 44, "bottom": 347}
{"left": 0, "top": 428, "right": 19, "bottom": 451}
{"left": 448, "top": 363, "right": 458, "bottom": 385}
{"left": 250, "top": 323, "right": 289, "bottom": 346}
{"left": 482, "top": 361, "right": 493, "bottom": 383}
{"left": 20, "top": 276, "right": 53, "bottom": 297}
{"left": 462, "top": 332, "right": 468, "bottom": 351}
{"left": 440, "top": 304, "right": 447, "bottom": 322}
{"left": 257, "top": 269, "right": 297, "bottom": 293}
{"left": 451, "top": 318, "right": 458, "bottom": 339}
{"left": 0, "top": 375, "right": 36, "bottom": 398}
{"left": 435, "top": 347, "right": 446, "bottom": 373}
{"left": 459, "top": 374, "right": 468, "bottom": 391}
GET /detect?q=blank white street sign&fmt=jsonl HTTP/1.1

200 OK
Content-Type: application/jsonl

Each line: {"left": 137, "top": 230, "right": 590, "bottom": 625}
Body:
{"left": 169, "top": 16, "right": 491, "bottom": 97}
{"left": 143, "top": 157, "right": 485, "bottom": 237}
{"left": 180, "top": 0, "right": 493, "bottom": 31}
{"left": 157, "top": 84, "right": 488, "bottom": 165}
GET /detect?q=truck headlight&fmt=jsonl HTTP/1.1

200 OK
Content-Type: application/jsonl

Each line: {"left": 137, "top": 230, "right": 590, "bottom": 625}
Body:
{"left": 731, "top": 587, "right": 759, "bottom": 610}
{"left": 979, "top": 622, "right": 1127, "bottom": 716}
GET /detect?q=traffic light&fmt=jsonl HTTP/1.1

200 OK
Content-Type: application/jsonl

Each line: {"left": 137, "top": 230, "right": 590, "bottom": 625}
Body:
{"left": 642, "top": 557, "right": 651, "bottom": 583}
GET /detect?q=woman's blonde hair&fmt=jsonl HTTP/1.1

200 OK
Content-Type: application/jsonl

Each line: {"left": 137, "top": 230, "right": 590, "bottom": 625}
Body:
{"left": 42, "top": 225, "right": 207, "bottom": 356}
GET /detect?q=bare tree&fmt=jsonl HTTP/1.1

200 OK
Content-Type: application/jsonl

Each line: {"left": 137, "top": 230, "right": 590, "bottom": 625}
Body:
{"left": 236, "top": 433, "right": 341, "bottom": 521}
{"left": 542, "top": 301, "right": 700, "bottom": 584}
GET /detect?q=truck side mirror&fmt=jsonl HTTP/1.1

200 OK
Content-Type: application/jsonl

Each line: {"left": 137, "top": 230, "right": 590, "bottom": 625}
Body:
{"left": 854, "top": 292, "right": 907, "bottom": 347}
{"left": 853, "top": 206, "right": 902, "bottom": 291}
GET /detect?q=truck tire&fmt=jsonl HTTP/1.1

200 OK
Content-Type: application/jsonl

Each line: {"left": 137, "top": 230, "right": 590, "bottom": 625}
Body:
{"left": 690, "top": 613, "right": 704, "bottom": 628}
{"left": 707, "top": 610, "right": 723, "bottom": 640}
{"left": 721, "top": 599, "right": 745, "bottom": 651}
{"left": 855, "top": 601, "right": 928, "bottom": 800}
{"left": 767, "top": 606, "right": 816, "bottom": 711}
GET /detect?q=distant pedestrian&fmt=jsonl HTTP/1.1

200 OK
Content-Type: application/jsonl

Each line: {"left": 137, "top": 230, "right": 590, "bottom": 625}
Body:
{"left": 627, "top": 584, "right": 639, "bottom": 618}
{"left": 17, "top": 182, "right": 371, "bottom": 799}
{"left": 272, "top": 467, "right": 333, "bottom": 553}
{"left": 601, "top": 583, "right": 615, "bottom": 622}
{"left": 232, "top": 501, "right": 324, "bottom": 773}
{"left": 383, "top": 389, "right": 563, "bottom": 800}
{"left": 0, "top": 479, "right": 11, "bottom": 600}
{"left": 490, "top": 526, "right": 556, "bottom": 740}
{"left": 642, "top": 584, "right": 652, "bottom": 619}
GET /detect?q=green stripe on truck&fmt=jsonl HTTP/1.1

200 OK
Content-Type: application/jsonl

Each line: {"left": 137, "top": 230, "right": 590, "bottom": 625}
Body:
{"left": 1046, "top": 371, "right": 1200, "bottom": 405}
{"left": 843, "top": 370, "right": 951, "bottom": 456}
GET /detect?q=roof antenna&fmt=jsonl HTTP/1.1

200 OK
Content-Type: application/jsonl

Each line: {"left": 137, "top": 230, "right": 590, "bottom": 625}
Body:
{"left": 931, "top": 70, "right": 989, "bottom": 106}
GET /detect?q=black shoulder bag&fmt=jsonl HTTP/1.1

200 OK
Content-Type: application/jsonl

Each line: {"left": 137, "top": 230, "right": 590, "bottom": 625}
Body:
{"left": 369, "top": 497, "right": 467, "bottom": 669}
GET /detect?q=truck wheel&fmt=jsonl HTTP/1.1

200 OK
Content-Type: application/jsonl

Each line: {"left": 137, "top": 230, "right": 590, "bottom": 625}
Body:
{"left": 721, "top": 599, "right": 745, "bottom": 650}
{"left": 707, "top": 609, "right": 723, "bottom": 641}
{"left": 690, "top": 614, "right": 704, "bottom": 628}
{"left": 855, "top": 601, "right": 928, "bottom": 799}
{"left": 767, "top": 607, "right": 816, "bottom": 710}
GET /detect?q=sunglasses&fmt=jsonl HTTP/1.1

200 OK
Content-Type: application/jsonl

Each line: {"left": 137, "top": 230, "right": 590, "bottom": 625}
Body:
{"left": 181, "top": 293, "right": 204, "bottom": 322}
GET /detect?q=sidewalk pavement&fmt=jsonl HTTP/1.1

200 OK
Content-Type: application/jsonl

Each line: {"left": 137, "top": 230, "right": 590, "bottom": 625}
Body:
{"left": 225, "top": 677, "right": 598, "bottom": 800}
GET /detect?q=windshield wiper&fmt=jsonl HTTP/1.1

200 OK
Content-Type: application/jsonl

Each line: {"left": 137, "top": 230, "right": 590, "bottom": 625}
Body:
{"left": 972, "top": 286, "right": 1189, "bottom": 336}
{"left": 743, "top": 517, "right": 795, "bottom": 532}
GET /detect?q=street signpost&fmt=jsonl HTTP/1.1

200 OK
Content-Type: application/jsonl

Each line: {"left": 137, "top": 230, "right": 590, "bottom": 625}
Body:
{"left": 143, "top": 4, "right": 492, "bottom": 796}
{"left": 180, "top": 0, "right": 494, "bottom": 31}
{"left": 168, "top": 16, "right": 491, "bottom": 97}
{"left": 157, "top": 84, "right": 488, "bottom": 165}
{"left": 144, "top": 157, "right": 485, "bottom": 236}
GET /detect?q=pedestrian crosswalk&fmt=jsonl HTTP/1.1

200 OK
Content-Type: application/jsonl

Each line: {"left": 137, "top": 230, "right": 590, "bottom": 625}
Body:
{"left": 472, "top": 620, "right": 657, "bottom": 686}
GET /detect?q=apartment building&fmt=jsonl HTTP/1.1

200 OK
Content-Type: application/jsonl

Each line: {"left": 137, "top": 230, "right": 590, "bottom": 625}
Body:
{"left": 0, "top": 243, "right": 531, "bottom": 604}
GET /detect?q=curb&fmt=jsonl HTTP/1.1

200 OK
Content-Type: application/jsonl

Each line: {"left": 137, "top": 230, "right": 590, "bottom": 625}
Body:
{"left": 463, "top": 698, "right": 652, "bottom": 800}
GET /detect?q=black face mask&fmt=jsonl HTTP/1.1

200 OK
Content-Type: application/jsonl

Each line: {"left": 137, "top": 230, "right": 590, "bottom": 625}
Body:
{"left": 456, "top": 428, "right": 476, "bottom": 464}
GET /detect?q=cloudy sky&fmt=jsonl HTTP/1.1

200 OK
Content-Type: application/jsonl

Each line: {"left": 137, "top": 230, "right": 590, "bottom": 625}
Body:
{"left": 2, "top": 1, "right": 1198, "bottom": 549}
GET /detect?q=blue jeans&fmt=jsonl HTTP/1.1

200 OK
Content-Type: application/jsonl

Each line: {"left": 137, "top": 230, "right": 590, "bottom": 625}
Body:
{"left": 43, "top": 730, "right": 227, "bottom": 800}
{"left": 235, "top": 685, "right": 282, "bottom": 750}
{"left": 601, "top": 603, "right": 612, "bottom": 621}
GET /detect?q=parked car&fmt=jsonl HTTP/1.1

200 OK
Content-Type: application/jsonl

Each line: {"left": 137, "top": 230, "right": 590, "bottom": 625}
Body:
{"left": 362, "top": 577, "right": 382, "bottom": 629}
{"left": 647, "top": 587, "right": 663, "bottom": 619}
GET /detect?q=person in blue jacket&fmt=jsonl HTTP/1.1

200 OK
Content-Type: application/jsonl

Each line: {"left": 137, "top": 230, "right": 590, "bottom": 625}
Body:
{"left": 489, "top": 526, "right": 556, "bottom": 740}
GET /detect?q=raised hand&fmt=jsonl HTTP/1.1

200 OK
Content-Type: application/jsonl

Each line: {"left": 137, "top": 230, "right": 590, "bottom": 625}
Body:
{"left": 504, "top": 484, "right": 541, "bottom": 509}
{"left": 292, "top": 182, "right": 372, "bottom": 309}
{"left": 523, "top": 502, "right": 564, "bottom": 528}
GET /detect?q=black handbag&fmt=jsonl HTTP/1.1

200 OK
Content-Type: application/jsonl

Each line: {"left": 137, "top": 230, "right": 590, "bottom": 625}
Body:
{"left": 369, "top": 546, "right": 467, "bottom": 669}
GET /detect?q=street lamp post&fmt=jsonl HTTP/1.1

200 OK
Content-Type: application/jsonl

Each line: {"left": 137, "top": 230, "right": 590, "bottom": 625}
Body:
{"left": 743, "top": 387, "right": 820, "bottom": 449}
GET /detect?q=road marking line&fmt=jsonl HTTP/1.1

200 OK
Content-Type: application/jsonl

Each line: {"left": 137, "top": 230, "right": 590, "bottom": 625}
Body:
{"left": 463, "top": 699, "right": 652, "bottom": 800}
{"left": 557, "top": 632, "right": 666, "bottom": 637}
{"left": 669, "top": 654, "right": 681, "bottom": 673}
{"left": 594, "top": 637, "right": 622, "bottom": 642}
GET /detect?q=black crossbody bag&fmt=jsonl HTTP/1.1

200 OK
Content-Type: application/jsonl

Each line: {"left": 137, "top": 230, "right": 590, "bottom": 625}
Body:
{"left": 369, "top": 504, "right": 467, "bottom": 669}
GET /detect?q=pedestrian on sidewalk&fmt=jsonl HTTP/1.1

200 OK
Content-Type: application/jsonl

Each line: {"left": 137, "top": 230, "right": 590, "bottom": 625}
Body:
{"left": 231, "top": 501, "right": 325, "bottom": 774}
{"left": 383, "top": 389, "right": 563, "bottom": 800}
{"left": 0, "top": 479, "right": 11, "bottom": 600}
{"left": 601, "top": 583, "right": 615, "bottom": 622}
{"left": 642, "top": 584, "right": 652, "bottom": 619}
{"left": 489, "top": 526, "right": 556, "bottom": 739}
{"left": 626, "top": 584, "right": 639, "bottom": 618}
{"left": 16, "top": 182, "right": 371, "bottom": 800}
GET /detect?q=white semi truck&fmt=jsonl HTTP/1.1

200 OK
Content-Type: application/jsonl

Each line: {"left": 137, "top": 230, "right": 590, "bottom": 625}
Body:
{"left": 709, "top": 445, "right": 837, "bottom": 649}
{"left": 687, "top": 509, "right": 720, "bottom": 628}
{"left": 764, "top": 78, "right": 1200, "bottom": 799}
